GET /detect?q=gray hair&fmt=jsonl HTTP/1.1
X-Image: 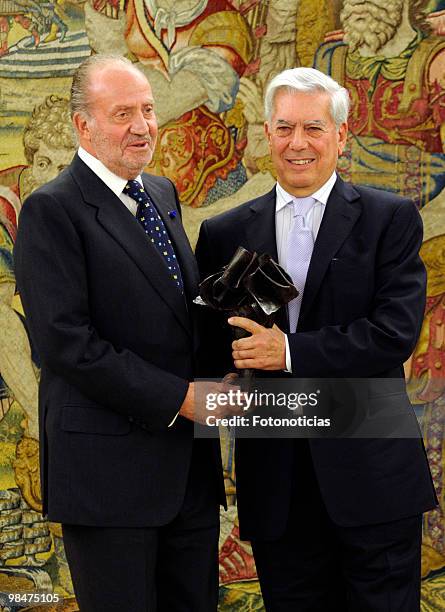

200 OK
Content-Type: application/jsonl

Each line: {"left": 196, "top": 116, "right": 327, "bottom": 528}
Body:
{"left": 264, "top": 67, "right": 350, "bottom": 127}
{"left": 70, "top": 54, "right": 142, "bottom": 119}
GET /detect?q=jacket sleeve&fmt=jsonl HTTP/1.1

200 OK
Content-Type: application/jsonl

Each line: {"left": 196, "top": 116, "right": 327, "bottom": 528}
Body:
{"left": 195, "top": 220, "right": 234, "bottom": 377}
{"left": 14, "top": 192, "right": 189, "bottom": 431}
{"left": 288, "top": 199, "right": 427, "bottom": 377}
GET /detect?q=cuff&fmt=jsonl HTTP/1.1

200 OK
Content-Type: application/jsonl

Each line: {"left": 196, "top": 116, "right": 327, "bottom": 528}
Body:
{"left": 285, "top": 334, "right": 292, "bottom": 373}
{"left": 168, "top": 411, "right": 180, "bottom": 427}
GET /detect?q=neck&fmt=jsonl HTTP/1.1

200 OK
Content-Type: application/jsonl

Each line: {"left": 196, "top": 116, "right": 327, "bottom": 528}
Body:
{"left": 78, "top": 146, "right": 141, "bottom": 181}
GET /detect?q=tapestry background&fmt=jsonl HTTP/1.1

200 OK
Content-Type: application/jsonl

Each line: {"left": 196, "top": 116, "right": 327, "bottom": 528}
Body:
{"left": 0, "top": 0, "right": 444, "bottom": 609}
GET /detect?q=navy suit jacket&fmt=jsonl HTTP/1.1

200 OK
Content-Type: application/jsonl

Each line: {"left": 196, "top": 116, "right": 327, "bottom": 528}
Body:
{"left": 14, "top": 154, "right": 224, "bottom": 526}
{"left": 196, "top": 177, "right": 437, "bottom": 540}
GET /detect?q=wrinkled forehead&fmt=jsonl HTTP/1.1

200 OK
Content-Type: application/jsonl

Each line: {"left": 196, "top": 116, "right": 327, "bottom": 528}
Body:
{"left": 270, "top": 90, "right": 333, "bottom": 123}
{"left": 87, "top": 65, "right": 152, "bottom": 105}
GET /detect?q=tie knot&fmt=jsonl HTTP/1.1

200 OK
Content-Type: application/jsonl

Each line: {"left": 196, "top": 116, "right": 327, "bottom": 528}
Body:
{"left": 290, "top": 196, "right": 315, "bottom": 217}
{"left": 123, "top": 180, "right": 145, "bottom": 201}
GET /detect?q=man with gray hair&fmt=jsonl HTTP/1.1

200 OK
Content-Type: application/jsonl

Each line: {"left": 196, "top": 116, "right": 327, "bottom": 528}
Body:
{"left": 14, "top": 54, "right": 230, "bottom": 611}
{"left": 196, "top": 67, "right": 437, "bottom": 610}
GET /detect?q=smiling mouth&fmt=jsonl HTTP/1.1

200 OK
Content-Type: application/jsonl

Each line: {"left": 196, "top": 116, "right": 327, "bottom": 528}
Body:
{"left": 287, "top": 159, "right": 314, "bottom": 166}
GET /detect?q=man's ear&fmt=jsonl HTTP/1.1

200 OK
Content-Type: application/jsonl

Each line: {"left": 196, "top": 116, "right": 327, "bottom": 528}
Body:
{"left": 73, "top": 112, "right": 92, "bottom": 142}
{"left": 337, "top": 121, "right": 348, "bottom": 156}
{"left": 264, "top": 121, "right": 272, "bottom": 150}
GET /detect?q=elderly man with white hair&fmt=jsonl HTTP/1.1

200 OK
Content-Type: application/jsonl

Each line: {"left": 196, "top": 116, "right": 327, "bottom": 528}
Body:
{"left": 196, "top": 67, "right": 437, "bottom": 611}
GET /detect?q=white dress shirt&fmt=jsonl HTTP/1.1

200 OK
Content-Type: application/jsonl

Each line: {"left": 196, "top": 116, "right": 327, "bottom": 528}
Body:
{"left": 275, "top": 172, "right": 338, "bottom": 372}
{"left": 78, "top": 146, "right": 142, "bottom": 215}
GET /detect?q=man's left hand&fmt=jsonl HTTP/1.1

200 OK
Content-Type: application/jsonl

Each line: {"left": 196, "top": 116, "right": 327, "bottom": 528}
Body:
{"left": 228, "top": 317, "right": 286, "bottom": 371}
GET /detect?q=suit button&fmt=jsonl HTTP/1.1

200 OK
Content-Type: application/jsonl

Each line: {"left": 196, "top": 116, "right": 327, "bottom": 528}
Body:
{"left": 128, "top": 416, "right": 134, "bottom": 423}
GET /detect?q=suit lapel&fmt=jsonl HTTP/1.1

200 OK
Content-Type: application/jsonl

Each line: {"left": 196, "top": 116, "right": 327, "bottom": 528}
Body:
{"left": 245, "top": 187, "right": 279, "bottom": 261}
{"left": 141, "top": 175, "right": 199, "bottom": 304}
{"left": 69, "top": 155, "right": 192, "bottom": 336}
{"left": 243, "top": 187, "right": 290, "bottom": 330}
{"left": 299, "top": 177, "right": 362, "bottom": 321}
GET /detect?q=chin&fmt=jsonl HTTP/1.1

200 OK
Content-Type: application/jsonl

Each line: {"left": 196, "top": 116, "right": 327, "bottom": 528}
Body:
{"left": 288, "top": 177, "right": 314, "bottom": 189}
{"left": 126, "top": 154, "right": 153, "bottom": 171}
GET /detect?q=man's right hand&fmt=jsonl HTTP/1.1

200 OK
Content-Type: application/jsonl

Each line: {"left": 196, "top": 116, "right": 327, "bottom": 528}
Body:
{"left": 179, "top": 377, "right": 245, "bottom": 425}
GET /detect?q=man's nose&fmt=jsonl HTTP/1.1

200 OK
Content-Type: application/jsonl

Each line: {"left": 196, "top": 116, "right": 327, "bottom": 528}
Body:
{"left": 288, "top": 127, "right": 308, "bottom": 150}
{"left": 130, "top": 110, "right": 149, "bottom": 134}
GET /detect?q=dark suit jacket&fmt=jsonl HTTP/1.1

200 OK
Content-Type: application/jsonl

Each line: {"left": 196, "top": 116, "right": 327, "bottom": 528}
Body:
{"left": 196, "top": 177, "right": 437, "bottom": 540}
{"left": 14, "top": 154, "right": 224, "bottom": 527}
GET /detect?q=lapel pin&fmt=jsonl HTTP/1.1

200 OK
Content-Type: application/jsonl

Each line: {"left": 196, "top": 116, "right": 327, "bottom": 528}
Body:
{"left": 168, "top": 210, "right": 177, "bottom": 219}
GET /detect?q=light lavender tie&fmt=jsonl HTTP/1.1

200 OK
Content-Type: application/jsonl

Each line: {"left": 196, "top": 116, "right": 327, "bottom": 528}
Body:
{"left": 286, "top": 197, "right": 315, "bottom": 333}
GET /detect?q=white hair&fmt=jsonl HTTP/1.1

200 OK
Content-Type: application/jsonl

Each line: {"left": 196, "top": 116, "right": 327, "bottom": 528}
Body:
{"left": 264, "top": 67, "right": 350, "bottom": 127}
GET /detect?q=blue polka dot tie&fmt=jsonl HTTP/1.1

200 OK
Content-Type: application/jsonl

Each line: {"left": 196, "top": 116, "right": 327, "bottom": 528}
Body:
{"left": 124, "top": 180, "right": 183, "bottom": 292}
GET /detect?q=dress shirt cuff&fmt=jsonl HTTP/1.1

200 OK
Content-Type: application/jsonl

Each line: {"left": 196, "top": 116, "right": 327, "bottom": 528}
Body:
{"left": 285, "top": 334, "right": 292, "bottom": 373}
{"left": 168, "top": 411, "right": 180, "bottom": 427}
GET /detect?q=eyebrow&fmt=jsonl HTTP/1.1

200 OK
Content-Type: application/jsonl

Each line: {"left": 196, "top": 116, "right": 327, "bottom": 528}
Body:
{"left": 112, "top": 101, "right": 155, "bottom": 111}
{"left": 275, "top": 119, "right": 327, "bottom": 127}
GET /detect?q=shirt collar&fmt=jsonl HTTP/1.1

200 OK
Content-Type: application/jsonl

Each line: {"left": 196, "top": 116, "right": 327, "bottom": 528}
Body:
{"left": 77, "top": 147, "right": 143, "bottom": 197}
{"left": 275, "top": 171, "right": 337, "bottom": 213}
